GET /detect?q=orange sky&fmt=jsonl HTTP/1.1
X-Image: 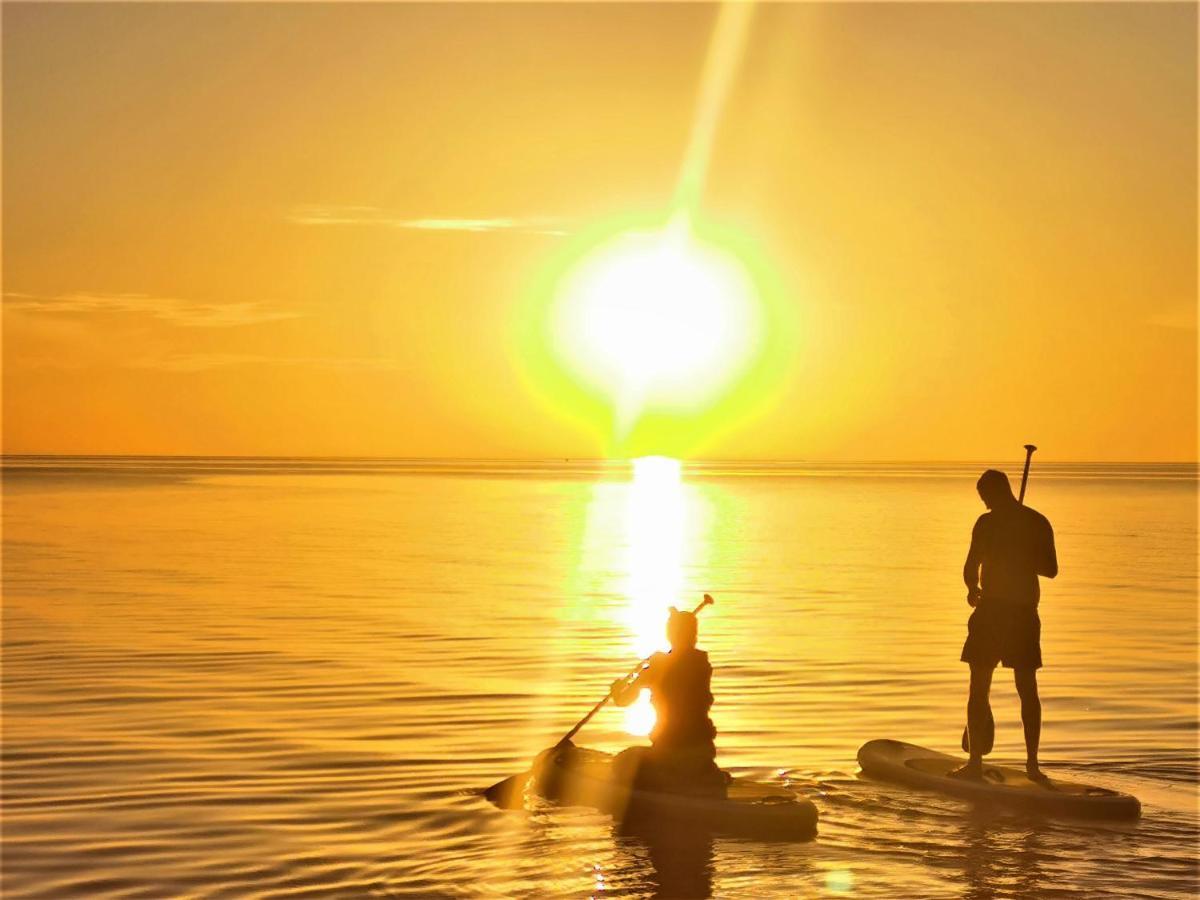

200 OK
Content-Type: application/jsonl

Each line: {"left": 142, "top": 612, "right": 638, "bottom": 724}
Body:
{"left": 3, "top": 3, "right": 1196, "bottom": 460}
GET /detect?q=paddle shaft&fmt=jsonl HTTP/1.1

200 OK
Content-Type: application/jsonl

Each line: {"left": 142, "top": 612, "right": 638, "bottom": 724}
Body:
{"left": 1018, "top": 444, "right": 1037, "bottom": 504}
{"left": 555, "top": 594, "right": 713, "bottom": 748}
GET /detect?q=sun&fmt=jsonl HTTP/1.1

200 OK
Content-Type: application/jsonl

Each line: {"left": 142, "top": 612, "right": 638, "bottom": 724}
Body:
{"left": 551, "top": 217, "right": 762, "bottom": 412}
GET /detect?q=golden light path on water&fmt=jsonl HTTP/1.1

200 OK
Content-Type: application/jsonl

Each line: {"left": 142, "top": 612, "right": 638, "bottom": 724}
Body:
{"left": 621, "top": 456, "right": 687, "bottom": 737}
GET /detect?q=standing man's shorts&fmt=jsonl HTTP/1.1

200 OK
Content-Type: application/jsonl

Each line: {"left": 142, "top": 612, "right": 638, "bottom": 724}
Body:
{"left": 960, "top": 601, "right": 1042, "bottom": 670}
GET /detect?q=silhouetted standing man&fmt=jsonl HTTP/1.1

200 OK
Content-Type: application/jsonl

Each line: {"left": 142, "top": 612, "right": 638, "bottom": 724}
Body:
{"left": 954, "top": 469, "right": 1057, "bottom": 781}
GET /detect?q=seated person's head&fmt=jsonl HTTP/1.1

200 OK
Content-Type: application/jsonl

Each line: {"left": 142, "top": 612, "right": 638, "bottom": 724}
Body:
{"left": 666, "top": 607, "right": 699, "bottom": 650}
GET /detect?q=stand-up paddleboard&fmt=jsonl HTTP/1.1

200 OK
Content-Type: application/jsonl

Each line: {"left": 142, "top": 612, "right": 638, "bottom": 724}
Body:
{"left": 857, "top": 739, "right": 1140, "bottom": 820}
{"left": 488, "top": 744, "right": 818, "bottom": 840}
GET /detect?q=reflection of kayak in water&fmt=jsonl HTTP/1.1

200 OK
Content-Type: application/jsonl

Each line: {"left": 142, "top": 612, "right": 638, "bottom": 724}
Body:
{"left": 488, "top": 743, "right": 819, "bottom": 840}
{"left": 857, "top": 739, "right": 1141, "bottom": 820}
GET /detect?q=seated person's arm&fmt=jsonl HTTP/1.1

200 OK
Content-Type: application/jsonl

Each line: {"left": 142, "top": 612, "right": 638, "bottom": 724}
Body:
{"left": 610, "top": 675, "right": 641, "bottom": 707}
{"left": 611, "top": 656, "right": 662, "bottom": 706}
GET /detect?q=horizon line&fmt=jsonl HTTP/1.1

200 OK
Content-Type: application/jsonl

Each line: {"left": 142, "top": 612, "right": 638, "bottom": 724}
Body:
{"left": 1, "top": 453, "right": 1196, "bottom": 466}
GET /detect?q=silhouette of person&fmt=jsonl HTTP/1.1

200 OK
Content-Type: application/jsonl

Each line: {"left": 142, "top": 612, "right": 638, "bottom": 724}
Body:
{"left": 953, "top": 469, "right": 1058, "bottom": 781}
{"left": 611, "top": 607, "right": 724, "bottom": 795}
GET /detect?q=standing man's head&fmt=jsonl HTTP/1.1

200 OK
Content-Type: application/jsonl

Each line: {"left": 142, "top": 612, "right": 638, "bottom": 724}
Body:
{"left": 666, "top": 607, "right": 699, "bottom": 650}
{"left": 976, "top": 469, "right": 1016, "bottom": 509}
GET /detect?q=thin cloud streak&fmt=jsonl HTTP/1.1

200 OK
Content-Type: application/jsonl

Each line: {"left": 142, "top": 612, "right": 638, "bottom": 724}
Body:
{"left": 289, "top": 205, "right": 568, "bottom": 235}
{"left": 9, "top": 352, "right": 402, "bottom": 373}
{"left": 127, "top": 353, "right": 403, "bottom": 373}
{"left": 1145, "top": 303, "right": 1197, "bottom": 331}
{"left": 4, "top": 292, "right": 301, "bottom": 328}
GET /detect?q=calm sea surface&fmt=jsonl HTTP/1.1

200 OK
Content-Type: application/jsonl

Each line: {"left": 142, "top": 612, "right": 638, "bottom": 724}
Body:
{"left": 2, "top": 458, "right": 1197, "bottom": 898}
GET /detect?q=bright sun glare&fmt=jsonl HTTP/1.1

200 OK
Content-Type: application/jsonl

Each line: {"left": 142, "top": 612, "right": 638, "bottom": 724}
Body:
{"left": 621, "top": 455, "right": 686, "bottom": 737}
{"left": 553, "top": 219, "right": 761, "bottom": 412}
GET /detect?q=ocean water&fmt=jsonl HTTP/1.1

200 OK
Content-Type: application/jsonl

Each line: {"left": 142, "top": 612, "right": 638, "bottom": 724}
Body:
{"left": 2, "top": 457, "right": 1196, "bottom": 898}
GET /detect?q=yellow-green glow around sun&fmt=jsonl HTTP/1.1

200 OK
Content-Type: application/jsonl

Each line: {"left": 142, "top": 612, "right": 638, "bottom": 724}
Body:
{"left": 514, "top": 211, "right": 796, "bottom": 459}
{"left": 552, "top": 217, "right": 760, "bottom": 421}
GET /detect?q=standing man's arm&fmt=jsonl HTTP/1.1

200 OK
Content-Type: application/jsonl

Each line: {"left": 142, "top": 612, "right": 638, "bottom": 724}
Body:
{"left": 1038, "top": 516, "right": 1058, "bottom": 579}
{"left": 963, "top": 517, "right": 984, "bottom": 606}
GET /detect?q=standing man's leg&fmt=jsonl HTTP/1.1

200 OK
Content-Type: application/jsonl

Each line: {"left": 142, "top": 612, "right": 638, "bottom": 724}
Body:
{"left": 955, "top": 663, "right": 995, "bottom": 777}
{"left": 1014, "top": 668, "right": 1043, "bottom": 780}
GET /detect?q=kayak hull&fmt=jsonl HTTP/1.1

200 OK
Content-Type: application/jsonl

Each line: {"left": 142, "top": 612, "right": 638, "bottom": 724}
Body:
{"left": 523, "top": 744, "right": 818, "bottom": 841}
{"left": 857, "top": 739, "right": 1141, "bottom": 820}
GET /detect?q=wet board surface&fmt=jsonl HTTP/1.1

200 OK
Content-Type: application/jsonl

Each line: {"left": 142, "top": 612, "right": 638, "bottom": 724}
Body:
{"left": 857, "top": 739, "right": 1141, "bottom": 820}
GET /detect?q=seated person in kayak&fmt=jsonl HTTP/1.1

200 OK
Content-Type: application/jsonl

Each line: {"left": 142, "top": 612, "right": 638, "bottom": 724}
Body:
{"left": 609, "top": 606, "right": 724, "bottom": 794}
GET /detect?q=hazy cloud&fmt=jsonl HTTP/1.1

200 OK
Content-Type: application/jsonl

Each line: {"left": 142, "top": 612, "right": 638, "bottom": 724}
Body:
{"left": 1145, "top": 303, "right": 1197, "bottom": 331}
{"left": 289, "top": 205, "right": 568, "bottom": 236}
{"left": 127, "top": 353, "right": 402, "bottom": 373}
{"left": 4, "top": 292, "right": 300, "bottom": 328}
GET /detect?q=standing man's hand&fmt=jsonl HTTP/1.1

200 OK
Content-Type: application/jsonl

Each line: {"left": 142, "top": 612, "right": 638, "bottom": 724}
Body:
{"left": 964, "top": 516, "right": 984, "bottom": 610}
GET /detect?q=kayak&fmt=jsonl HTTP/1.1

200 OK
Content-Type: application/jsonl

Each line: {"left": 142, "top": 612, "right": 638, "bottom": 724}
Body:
{"left": 857, "top": 739, "right": 1141, "bottom": 820}
{"left": 491, "top": 743, "right": 818, "bottom": 840}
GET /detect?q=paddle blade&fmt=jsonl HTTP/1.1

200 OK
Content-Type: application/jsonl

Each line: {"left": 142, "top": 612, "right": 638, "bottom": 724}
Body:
{"left": 484, "top": 772, "right": 529, "bottom": 810}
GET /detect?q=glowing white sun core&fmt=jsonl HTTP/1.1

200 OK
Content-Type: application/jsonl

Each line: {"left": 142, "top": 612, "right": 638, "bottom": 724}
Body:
{"left": 552, "top": 221, "right": 760, "bottom": 409}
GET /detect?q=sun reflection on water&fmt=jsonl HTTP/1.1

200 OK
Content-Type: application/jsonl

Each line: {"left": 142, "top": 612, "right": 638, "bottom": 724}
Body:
{"left": 621, "top": 456, "right": 687, "bottom": 736}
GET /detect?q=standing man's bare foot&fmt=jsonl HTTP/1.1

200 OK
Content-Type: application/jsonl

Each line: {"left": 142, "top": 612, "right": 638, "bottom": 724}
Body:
{"left": 949, "top": 760, "right": 984, "bottom": 780}
{"left": 1026, "top": 761, "right": 1051, "bottom": 785}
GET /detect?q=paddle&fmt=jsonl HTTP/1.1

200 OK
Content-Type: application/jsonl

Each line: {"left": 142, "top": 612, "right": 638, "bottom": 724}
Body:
{"left": 484, "top": 593, "right": 715, "bottom": 808}
{"left": 962, "top": 445, "right": 1036, "bottom": 754}
{"left": 1017, "top": 443, "right": 1036, "bottom": 503}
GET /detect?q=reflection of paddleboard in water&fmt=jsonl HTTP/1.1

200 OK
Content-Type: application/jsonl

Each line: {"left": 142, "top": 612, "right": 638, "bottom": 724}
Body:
{"left": 857, "top": 739, "right": 1141, "bottom": 820}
